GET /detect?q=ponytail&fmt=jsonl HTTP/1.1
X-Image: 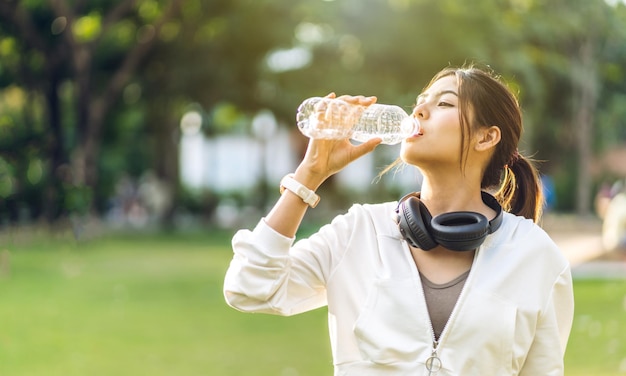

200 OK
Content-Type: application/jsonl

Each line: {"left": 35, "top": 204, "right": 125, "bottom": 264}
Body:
{"left": 494, "top": 154, "right": 544, "bottom": 222}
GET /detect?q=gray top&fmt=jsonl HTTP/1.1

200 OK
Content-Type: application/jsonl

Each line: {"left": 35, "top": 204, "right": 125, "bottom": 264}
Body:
{"left": 420, "top": 270, "right": 470, "bottom": 340}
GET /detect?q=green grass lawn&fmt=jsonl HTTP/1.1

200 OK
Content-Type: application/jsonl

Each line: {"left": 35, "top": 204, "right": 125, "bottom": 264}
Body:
{"left": 0, "top": 229, "right": 625, "bottom": 375}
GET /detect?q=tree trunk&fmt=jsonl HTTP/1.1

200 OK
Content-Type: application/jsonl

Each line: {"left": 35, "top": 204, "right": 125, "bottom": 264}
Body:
{"left": 573, "top": 39, "right": 598, "bottom": 216}
{"left": 43, "top": 70, "right": 66, "bottom": 220}
{"left": 69, "top": 44, "right": 94, "bottom": 212}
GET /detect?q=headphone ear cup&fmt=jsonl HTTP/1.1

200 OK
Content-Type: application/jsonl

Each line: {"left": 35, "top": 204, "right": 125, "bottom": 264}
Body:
{"left": 430, "top": 212, "right": 489, "bottom": 251}
{"left": 396, "top": 191, "right": 503, "bottom": 252}
{"left": 398, "top": 196, "right": 438, "bottom": 250}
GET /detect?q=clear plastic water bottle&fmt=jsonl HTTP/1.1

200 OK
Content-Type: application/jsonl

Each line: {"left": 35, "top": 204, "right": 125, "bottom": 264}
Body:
{"left": 296, "top": 97, "right": 419, "bottom": 145}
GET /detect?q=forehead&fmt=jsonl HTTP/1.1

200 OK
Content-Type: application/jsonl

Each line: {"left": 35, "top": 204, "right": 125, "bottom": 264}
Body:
{"left": 424, "top": 75, "right": 458, "bottom": 94}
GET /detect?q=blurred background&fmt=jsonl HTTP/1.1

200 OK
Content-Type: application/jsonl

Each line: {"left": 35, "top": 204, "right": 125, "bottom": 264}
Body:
{"left": 0, "top": 0, "right": 625, "bottom": 375}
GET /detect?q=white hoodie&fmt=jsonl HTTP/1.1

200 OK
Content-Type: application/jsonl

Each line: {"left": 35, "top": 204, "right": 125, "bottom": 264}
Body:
{"left": 224, "top": 202, "right": 574, "bottom": 376}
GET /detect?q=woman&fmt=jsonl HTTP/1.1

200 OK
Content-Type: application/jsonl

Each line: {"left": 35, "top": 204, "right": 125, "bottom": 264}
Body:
{"left": 223, "top": 65, "right": 574, "bottom": 375}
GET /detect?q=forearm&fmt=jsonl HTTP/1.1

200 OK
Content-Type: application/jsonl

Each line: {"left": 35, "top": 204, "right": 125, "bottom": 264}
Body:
{"left": 265, "top": 168, "right": 326, "bottom": 238}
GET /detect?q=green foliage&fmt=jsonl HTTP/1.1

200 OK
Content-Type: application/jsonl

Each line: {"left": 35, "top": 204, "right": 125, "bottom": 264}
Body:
{"left": 0, "top": 157, "right": 15, "bottom": 198}
{"left": 63, "top": 185, "right": 93, "bottom": 215}
{"left": 138, "top": 0, "right": 163, "bottom": 22}
{"left": 210, "top": 102, "right": 249, "bottom": 134}
{"left": 1, "top": 0, "right": 626, "bottom": 220}
{"left": 72, "top": 13, "right": 103, "bottom": 43}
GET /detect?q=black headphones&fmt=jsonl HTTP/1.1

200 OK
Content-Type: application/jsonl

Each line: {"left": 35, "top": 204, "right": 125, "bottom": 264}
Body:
{"left": 395, "top": 191, "right": 503, "bottom": 252}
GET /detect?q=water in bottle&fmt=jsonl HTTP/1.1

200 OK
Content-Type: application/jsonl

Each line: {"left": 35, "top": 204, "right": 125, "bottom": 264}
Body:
{"left": 296, "top": 97, "right": 419, "bottom": 145}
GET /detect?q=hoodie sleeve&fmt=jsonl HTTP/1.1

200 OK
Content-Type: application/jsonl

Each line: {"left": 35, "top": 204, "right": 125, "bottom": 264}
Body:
{"left": 223, "top": 205, "right": 362, "bottom": 316}
{"left": 519, "top": 264, "right": 574, "bottom": 376}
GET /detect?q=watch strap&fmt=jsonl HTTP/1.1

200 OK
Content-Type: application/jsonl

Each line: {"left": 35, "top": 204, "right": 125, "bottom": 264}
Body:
{"left": 280, "top": 174, "right": 320, "bottom": 208}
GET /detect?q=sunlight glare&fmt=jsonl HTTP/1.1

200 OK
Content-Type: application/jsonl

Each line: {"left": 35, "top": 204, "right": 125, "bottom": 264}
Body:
{"left": 265, "top": 47, "right": 312, "bottom": 72}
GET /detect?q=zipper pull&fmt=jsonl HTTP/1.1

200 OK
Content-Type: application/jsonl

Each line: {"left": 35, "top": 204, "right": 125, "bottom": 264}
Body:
{"left": 425, "top": 341, "right": 442, "bottom": 375}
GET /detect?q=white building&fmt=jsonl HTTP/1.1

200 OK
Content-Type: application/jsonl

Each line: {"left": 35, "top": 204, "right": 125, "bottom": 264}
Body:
{"left": 181, "top": 130, "right": 421, "bottom": 191}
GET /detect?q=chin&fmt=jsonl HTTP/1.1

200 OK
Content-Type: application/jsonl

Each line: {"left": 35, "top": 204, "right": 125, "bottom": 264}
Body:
{"left": 399, "top": 148, "right": 420, "bottom": 167}
{"left": 400, "top": 141, "right": 418, "bottom": 159}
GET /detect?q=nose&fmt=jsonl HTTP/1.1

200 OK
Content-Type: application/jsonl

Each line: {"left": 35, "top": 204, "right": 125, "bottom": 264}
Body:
{"left": 412, "top": 103, "right": 428, "bottom": 119}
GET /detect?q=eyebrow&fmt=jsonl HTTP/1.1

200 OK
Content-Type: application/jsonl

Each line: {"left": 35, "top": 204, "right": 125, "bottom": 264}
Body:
{"left": 416, "top": 89, "right": 458, "bottom": 103}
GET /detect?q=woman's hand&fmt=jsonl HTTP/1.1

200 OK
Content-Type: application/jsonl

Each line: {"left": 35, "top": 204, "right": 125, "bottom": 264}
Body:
{"left": 294, "top": 93, "right": 382, "bottom": 190}
{"left": 264, "top": 93, "right": 380, "bottom": 237}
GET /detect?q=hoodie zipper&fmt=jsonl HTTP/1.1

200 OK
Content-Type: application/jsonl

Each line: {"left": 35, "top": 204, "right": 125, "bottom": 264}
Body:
{"left": 425, "top": 338, "right": 442, "bottom": 375}
{"left": 421, "top": 250, "right": 478, "bottom": 375}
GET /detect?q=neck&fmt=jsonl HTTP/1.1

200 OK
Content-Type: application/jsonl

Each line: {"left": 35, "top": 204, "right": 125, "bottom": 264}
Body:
{"left": 417, "top": 171, "right": 493, "bottom": 218}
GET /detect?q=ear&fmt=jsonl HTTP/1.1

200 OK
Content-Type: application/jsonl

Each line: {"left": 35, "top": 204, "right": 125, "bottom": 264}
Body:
{"left": 474, "top": 126, "right": 501, "bottom": 152}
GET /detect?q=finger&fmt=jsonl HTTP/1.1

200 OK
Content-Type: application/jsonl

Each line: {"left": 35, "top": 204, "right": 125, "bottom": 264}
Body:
{"left": 340, "top": 94, "right": 366, "bottom": 101}
{"left": 351, "top": 138, "right": 382, "bottom": 159}
{"left": 336, "top": 94, "right": 363, "bottom": 103}
{"left": 336, "top": 95, "right": 377, "bottom": 106}
{"left": 360, "top": 96, "right": 377, "bottom": 105}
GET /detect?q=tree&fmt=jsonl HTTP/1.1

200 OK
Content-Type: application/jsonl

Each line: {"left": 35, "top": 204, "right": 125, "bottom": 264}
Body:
{"left": 0, "top": 0, "right": 183, "bottom": 221}
{"left": 1, "top": 0, "right": 625, "bottom": 223}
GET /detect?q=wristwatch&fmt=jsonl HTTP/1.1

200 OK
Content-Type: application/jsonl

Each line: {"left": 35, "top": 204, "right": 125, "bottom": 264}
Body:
{"left": 279, "top": 174, "right": 320, "bottom": 208}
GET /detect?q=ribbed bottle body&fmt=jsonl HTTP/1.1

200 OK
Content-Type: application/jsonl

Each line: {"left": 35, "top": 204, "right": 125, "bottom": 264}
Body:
{"left": 296, "top": 97, "right": 417, "bottom": 145}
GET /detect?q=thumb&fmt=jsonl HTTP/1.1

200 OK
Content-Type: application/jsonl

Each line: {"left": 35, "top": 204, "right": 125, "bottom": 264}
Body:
{"left": 351, "top": 138, "right": 382, "bottom": 159}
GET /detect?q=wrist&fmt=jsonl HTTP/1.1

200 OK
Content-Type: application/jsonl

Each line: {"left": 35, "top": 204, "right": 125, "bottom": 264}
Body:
{"left": 292, "top": 167, "right": 327, "bottom": 192}
{"left": 280, "top": 173, "right": 320, "bottom": 208}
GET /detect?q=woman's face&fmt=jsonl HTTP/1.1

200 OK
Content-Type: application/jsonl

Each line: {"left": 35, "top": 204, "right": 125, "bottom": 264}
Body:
{"left": 400, "top": 75, "right": 466, "bottom": 169}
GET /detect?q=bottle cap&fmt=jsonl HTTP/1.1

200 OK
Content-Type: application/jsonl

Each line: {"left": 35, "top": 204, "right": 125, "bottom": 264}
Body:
{"left": 401, "top": 116, "right": 421, "bottom": 136}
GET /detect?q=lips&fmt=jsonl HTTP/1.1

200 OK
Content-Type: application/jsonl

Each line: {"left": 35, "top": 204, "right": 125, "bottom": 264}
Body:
{"left": 409, "top": 123, "right": 423, "bottom": 138}
{"left": 413, "top": 119, "right": 423, "bottom": 136}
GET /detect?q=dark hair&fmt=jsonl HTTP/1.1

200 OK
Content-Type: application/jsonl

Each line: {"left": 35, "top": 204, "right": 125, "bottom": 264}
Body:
{"left": 388, "top": 65, "right": 544, "bottom": 222}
